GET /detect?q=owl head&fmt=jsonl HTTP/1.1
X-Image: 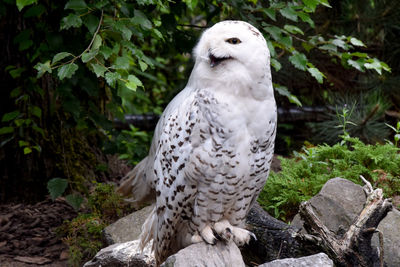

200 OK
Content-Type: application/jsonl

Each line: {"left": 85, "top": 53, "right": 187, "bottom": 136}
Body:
{"left": 190, "top": 21, "right": 272, "bottom": 98}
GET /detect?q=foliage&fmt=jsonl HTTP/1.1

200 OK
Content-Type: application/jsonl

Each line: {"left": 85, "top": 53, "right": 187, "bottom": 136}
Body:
{"left": 105, "top": 125, "right": 152, "bottom": 165}
{"left": 57, "top": 213, "right": 106, "bottom": 267}
{"left": 56, "top": 182, "right": 134, "bottom": 266}
{"left": 309, "top": 92, "right": 391, "bottom": 144}
{"left": 0, "top": 0, "right": 393, "bottom": 202}
{"left": 258, "top": 135, "right": 400, "bottom": 222}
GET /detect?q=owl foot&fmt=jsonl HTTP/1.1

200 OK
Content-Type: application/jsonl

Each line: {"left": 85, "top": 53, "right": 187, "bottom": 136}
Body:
{"left": 200, "top": 225, "right": 217, "bottom": 245}
{"left": 213, "top": 219, "right": 255, "bottom": 246}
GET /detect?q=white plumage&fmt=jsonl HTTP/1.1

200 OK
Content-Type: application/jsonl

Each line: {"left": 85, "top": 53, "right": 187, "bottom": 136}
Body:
{"left": 118, "top": 20, "right": 277, "bottom": 265}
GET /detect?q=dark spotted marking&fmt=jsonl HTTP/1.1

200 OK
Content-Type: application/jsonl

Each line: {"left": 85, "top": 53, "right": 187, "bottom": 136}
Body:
{"left": 177, "top": 185, "right": 185, "bottom": 192}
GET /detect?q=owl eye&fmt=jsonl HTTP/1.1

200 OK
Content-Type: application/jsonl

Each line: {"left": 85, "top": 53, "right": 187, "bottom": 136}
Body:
{"left": 226, "top": 38, "right": 241, "bottom": 45}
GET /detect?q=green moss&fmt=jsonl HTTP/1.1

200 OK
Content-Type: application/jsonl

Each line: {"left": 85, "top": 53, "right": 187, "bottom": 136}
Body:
{"left": 58, "top": 214, "right": 106, "bottom": 267}
{"left": 258, "top": 136, "right": 400, "bottom": 222}
{"left": 57, "top": 182, "right": 134, "bottom": 266}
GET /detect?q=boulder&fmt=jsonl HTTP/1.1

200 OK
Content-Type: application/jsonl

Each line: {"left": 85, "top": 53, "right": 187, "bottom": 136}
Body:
{"left": 258, "top": 253, "right": 333, "bottom": 267}
{"left": 291, "top": 177, "right": 366, "bottom": 236}
{"left": 161, "top": 240, "right": 245, "bottom": 267}
{"left": 103, "top": 205, "right": 154, "bottom": 245}
{"left": 292, "top": 177, "right": 399, "bottom": 266}
{"left": 371, "top": 208, "right": 400, "bottom": 267}
{"left": 83, "top": 239, "right": 154, "bottom": 267}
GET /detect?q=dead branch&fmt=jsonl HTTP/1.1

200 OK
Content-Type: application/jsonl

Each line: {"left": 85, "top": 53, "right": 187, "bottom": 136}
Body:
{"left": 298, "top": 176, "right": 392, "bottom": 267}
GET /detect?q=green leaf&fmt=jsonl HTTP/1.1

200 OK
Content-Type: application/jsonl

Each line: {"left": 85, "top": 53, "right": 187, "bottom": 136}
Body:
{"left": 92, "top": 35, "right": 102, "bottom": 50}
{"left": 34, "top": 60, "right": 52, "bottom": 78}
{"left": 284, "top": 25, "right": 304, "bottom": 35}
{"left": 279, "top": 7, "right": 298, "bottom": 22}
{"left": 18, "top": 140, "right": 29, "bottom": 147}
{"left": 52, "top": 52, "right": 74, "bottom": 64}
{"left": 332, "top": 38, "right": 346, "bottom": 49}
{"left": 319, "top": 43, "right": 337, "bottom": 52}
{"left": 349, "top": 37, "right": 365, "bottom": 47}
{"left": 47, "top": 178, "right": 68, "bottom": 200}
{"left": 319, "top": 0, "right": 332, "bottom": 8}
{"left": 271, "top": 58, "right": 281, "bottom": 72}
{"left": 91, "top": 63, "right": 107, "bottom": 77}
{"left": 66, "top": 194, "right": 83, "bottom": 210}
{"left": 31, "top": 106, "right": 42, "bottom": 118}
{"left": 302, "top": 0, "right": 319, "bottom": 12}
{"left": 2, "top": 111, "right": 20, "bottom": 122}
{"left": 0, "top": 127, "right": 14, "bottom": 135}
{"left": 364, "top": 61, "right": 382, "bottom": 74}
{"left": 298, "top": 11, "right": 314, "bottom": 28}
{"left": 263, "top": 25, "right": 282, "bottom": 41}
{"left": 114, "top": 57, "right": 130, "bottom": 70}
{"left": 132, "top": 9, "right": 152, "bottom": 30}
{"left": 274, "top": 84, "right": 302, "bottom": 106}
{"left": 83, "top": 14, "right": 99, "bottom": 34}
{"left": 81, "top": 50, "right": 98, "bottom": 63}
{"left": 23, "top": 147, "right": 32, "bottom": 154}
{"left": 126, "top": 74, "right": 143, "bottom": 91}
{"left": 105, "top": 72, "right": 121, "bottom": 87}
{"left": 263, "top": 8, "right": 276, "bottom": 21}
{"left": 289, "top": 52, "right": 308, "bottom": 71}
{"left": 60, "top": 13, "right": 83, "bottom": 30}
{"left": 16, "top": 0, "right": 37, "bottom": 11}
{"left": 32, "top": 125, "right": 45, "bottom": 137}
{"left": 100, "top": 46, "right": 113, "bottom": 60}
{"left": 65, "top": 0, "right": 88, "bottom": 10}
{"left": 24, "top": 4, "right": 45, "bottom": 18}
{"left": 183, "top": 0, "right": 198, "bottom": 10}
{"left": 347, "top": 59, "right": 364, "bottom": 72}
{"left": 139, "top": 60, "right": 148, "bottom": 72}
{"left": 307, "top": 67, "right": 324, "bottom": 83}
{"left": 57, "top": 63, "right": 78, "bottom": 80}
{"left": 115, "top": 21, "right": 132, "bottom": 40}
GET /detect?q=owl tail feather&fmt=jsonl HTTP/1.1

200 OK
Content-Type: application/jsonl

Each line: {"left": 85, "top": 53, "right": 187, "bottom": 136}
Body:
{"left": 139, "top": 206, "right": 157, "bottom": 252}
{"left": 117, "top": 157, "right": 155, "bottom": 208}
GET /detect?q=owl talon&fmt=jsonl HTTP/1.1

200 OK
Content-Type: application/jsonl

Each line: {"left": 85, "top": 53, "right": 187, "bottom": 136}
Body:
{"left": 213, "top": 220, "right": 233, "bottom": 242}
{"left": 200, "top": 225, "right": 217, "bottom": 245}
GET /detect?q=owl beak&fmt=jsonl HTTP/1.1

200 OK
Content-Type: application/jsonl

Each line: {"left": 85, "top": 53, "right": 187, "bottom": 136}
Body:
{"left": 209, "top": 54, "right": 231, "bottom": 68}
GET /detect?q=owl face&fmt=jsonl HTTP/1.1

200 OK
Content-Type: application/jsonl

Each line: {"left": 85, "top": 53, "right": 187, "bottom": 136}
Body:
{"left": 193, "top": 21, "right": 270, "bottom": 72}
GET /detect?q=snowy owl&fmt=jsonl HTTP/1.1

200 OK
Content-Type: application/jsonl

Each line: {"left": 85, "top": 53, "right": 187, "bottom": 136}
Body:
{"left": 118, "top": 20, "right": 277, "bottom": 265}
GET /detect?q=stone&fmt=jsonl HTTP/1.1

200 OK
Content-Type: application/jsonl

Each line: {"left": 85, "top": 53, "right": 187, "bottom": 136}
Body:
{"left": 258, "top": 253, "right": 333, "bottom": 267}
{"left": 371, "top": 208, "right": 400, "bottom": 267}
{"left": 161, "top": 240, "right": 245, "bottom": 267}
{"left": 14, "top": 256, "right": 52, "bottom": 265}
{"left": 291, "top": 177, "right": 366, "bottom": 236}
{"left": 103, "top": 205, "right": 154, "bottom": 245}
{"left": 83, "top": 239, "right": 154, "bottom": 267}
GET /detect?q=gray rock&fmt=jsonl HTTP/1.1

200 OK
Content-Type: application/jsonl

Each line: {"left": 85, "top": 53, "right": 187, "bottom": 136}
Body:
{"left": 104, "top": 205, "right": 154, "bottom": 245}
{"left": 372, "top": 208, "right": 400, "bottom": 267}
{"left": 258, "top": 253, "right": 333, "bottom": 267}
{"left": 291, "top": 177, "right": 366, "bottom": 236}
{"left": 83, "top": 239, "right": 154, "bottom": 267}
{"left": 161, "top": 240, "right": 245, "bottom": 267}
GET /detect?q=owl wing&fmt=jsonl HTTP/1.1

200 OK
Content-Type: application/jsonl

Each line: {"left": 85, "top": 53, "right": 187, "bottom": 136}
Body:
{"left": 144, "top": 87, "right": 201, "bottom": 264}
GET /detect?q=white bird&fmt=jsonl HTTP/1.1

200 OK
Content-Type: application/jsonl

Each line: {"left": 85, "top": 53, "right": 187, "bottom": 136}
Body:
{"left": 118, "top": 20, "right": 277, "bottom": 265}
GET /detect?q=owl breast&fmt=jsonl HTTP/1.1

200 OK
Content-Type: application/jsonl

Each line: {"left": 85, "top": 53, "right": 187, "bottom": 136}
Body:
{"left": 185, "top": 88, "right": 276, "bottom": 229}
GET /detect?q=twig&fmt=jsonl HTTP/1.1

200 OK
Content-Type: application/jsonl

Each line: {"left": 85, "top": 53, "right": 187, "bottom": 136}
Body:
{"left": 52, "top": 10, "right": 104, "bottom": 69}
{"left": 360, "top": 175, "right": 373, "bottom": 194}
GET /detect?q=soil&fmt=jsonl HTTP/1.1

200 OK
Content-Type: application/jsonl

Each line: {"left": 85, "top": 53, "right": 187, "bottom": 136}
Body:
{"left": 0, "top": 198, "right": 77, "bottom": 267}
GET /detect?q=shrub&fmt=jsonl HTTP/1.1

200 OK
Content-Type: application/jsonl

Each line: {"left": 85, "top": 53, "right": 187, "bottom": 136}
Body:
{"left": 258, "top": 136, "right": 400, "bottom": 222}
